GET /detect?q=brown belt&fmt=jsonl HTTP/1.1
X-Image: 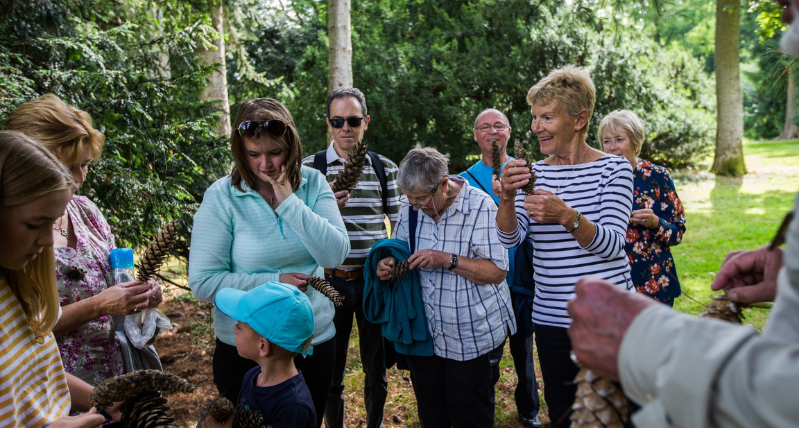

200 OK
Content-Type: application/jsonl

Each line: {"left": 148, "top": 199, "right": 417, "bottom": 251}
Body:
{"left": 324, "top": 267, "right": 364, "bottom": 281}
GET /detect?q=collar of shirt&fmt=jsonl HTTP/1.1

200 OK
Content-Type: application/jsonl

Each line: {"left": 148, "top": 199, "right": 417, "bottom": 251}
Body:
{"left": 326, "top": 140, "right": 374, "bottom": 167}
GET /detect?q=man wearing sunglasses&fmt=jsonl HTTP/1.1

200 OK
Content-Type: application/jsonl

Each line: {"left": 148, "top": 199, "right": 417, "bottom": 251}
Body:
{"left": 459, "top": 109, "right": 542, "bottom": 428}
{"left": 302, "top": 87, "right": 401, "bottom": 428}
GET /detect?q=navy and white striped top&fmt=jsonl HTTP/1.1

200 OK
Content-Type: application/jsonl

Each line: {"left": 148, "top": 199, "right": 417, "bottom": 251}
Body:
{"left": 497, "top": 155, "right": 634, "bottom": 328}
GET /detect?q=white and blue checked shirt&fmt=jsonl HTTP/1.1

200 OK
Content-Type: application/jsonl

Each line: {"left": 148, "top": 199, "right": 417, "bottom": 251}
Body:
{"left": 393, "top": 176, "right": 516, "bottom": 361}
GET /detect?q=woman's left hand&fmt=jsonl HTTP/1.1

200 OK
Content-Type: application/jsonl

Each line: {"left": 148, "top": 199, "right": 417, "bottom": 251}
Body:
{"left": 631, "top": 209, "right": 660, "bottom": 230}
{"left": 524, "top": 189, "right": 571, "bottom": 225}
{"left": 263, "top": 165, "right": 294, "bottom": 205}
{"left": 409, "top": 249, "right": 451, "bottom": 270}
{"left": 145, "top": 280, "right": 163, "bottom": 309}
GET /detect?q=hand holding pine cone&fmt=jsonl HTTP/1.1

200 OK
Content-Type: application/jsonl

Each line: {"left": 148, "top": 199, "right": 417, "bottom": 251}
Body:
{"left": 699, "top": 293, "right": 744, "bottom": 323}
{"left": 491, "top": 141, "right": 502, "bottom": 181}
{"left": 388, "top": 260, "right": 412, "bottom": 283}
{"left": 136, "top": 220, "right": 179, "bottom": 283}
{"left": 331, "top": 138, "right": 368, "bottom": 193}
{"left": 309, "top": 277, "right": 344, "bottom": 307}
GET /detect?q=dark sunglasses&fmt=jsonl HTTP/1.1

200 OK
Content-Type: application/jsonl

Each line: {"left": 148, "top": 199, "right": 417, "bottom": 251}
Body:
{"left": 329, "top": 117, "right": 364, "bottom": 129}
{"left": 237, "top": 120, "right": 287, "bottom": 139}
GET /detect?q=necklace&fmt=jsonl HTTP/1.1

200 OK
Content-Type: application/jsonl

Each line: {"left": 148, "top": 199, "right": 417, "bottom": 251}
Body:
{"left": 555, "top": 146, "right": 589, "bottom": 195}
{"left": 53, "top": 213, "right": 68, "bottom": 238}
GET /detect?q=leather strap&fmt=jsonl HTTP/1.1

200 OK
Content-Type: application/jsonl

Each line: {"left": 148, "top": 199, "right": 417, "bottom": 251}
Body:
{"left": 324, "top": 267, "right": 364, "bottom": 280}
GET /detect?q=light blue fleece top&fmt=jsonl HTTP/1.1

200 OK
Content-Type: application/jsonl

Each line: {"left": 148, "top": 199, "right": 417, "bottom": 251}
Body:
{"left": 189, "top": 166, "right": 350, "bottom": 346}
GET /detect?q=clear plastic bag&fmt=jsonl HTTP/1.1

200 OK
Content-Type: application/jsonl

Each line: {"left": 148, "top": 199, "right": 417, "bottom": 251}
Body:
{"left": 124, "top": 308, "right": 172, "bottom": 349}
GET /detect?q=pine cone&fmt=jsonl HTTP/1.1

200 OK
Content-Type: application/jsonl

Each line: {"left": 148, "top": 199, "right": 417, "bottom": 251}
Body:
{"left": 571, "top": 367, "right": 630, "bottom": 428}
{"left": 491, "top": 141, "right": 502, "bottom": 181}
{"left": 136, "top": 220, "right": 179, "bottom": 283}
{"left": 514, "top": 140, "right": 536, "bottom": 195}
{"left": 700, "top": 293, "right": 743, "bottom": 323}
{"left": 121, "top": 393, "right": 177, "bottom": 428}
{"left": 90, "top": 369, "right": 194, "bottom": 410}
{"left": 389, "top": 260, "right": 412, "bottom": 283}
{"left": 331, "top": 138, "right": 369, "bottom": 193}
{"left": 197, "top": 397, "right": 236, "bottom": 426}
{"left": 309, "top": 277, "right": 344, "bottom": 307}
{"left": 233, "top": 406, "right": 267, "bottom": 428}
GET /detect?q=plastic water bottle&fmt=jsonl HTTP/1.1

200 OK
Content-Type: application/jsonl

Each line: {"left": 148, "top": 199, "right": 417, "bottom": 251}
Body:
{"left": 109, "top": 248, "right": 135, "bottom": 285}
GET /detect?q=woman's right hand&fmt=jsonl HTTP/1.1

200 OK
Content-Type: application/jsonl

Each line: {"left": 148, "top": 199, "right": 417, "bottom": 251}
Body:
{"left": 499, "top": 159, "right": 532, "bottom": 200}
{"left": 48, "top": 408, "right": 105, "bottom": 428}
{"left": 96, "top": 281, "right": 153, "bottom": 316}
{"left": 377, "top": 257, "right": 396, "bottom": 281}
{"left": 279, "top": 273, "right": 311, "bottom": 292}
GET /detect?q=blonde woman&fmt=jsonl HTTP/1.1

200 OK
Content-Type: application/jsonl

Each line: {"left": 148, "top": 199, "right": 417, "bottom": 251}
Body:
{"left": 497, "top": 66, "right": 634, "bottom": 426}
{"left": 0, "top": 130, "right": 113, "bottom": 427}
{"left": 5, "top": 94, "right": 161, "bottom": 387}
{"left": 599, "top": 110, "right": 686, "bottom": 306}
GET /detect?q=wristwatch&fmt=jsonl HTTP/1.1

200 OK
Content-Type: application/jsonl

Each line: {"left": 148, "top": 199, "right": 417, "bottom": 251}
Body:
{"left": 448, "top": 254, "right": 459, "bottom": 270}
{"left": 567, "top": 212, "right": 581, "bottom": 233}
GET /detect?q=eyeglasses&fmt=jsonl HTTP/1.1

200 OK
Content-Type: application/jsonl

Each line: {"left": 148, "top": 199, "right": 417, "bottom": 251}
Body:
{"left": 475, "top": 123, "right": 509, "bottom": 133}
{"left": 237, "top": 120, "right": 287, "bottom": 139}
{"left": 329, "top": 117, "right": 364, "bottom": 129}
{"left": 405, "top": 186, "right": 438, "bottom": 209}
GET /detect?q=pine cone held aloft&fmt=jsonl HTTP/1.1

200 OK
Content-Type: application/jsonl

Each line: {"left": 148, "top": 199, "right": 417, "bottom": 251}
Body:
{"left": 331, "top": 138, "right": 369, "bottom": 193}
{"left": 513, "top": 140, "right": 536, "bottom": 195}
{"left": 137, "top": 220, "right": 179, "bottom": 283}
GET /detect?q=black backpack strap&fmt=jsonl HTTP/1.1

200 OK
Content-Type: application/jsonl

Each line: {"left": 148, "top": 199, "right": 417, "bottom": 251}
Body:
{"left": 312, "top": 150, "right": 328, "bottom": 175}
{"left": 368, "top": 151, "right": 389, "bottom": 213}
{"left": 408, "top": 205, "right": 418, "bottom": 253}
{"left": 466, "top": 170, "right": 498, "bottom": 207}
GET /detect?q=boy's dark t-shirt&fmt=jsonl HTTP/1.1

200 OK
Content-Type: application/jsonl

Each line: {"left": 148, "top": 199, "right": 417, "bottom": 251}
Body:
{"left": 240, "top": 366, "right": 316, "bottom": 428}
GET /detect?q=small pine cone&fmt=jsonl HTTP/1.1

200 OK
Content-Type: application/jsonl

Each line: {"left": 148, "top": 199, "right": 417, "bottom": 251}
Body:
{"left": 137, "top": 220, "right": 179, "bottom": 283}
{"left": 491, "top": 141, "right": 502, "bottom": 181}
{"left": 513, "top": 140, "right": 536, "bottom": 195}
{"left": 198, "top": 397, "right": 236, "bottom": 426}
{"left": 122, "top": 393, "right": 176, "bottom": 428}
{"left": 331, "top": 139, "right": 369, "bottom": 193}
{"left": 699, "top": 293, "right": 743, "bottom": 323}
{"left": 309, "top": 277, "right": 344, "bottom": 307}
{"left": 571, "top": 367, "right": 630, "bottom": 428}
{"left": 234, "top": 406, "right": 267, "bottom": 428}
{"left": 90, "top": 369, "right": 194, "bottom": 410}
{"left": 389, "top": 260, "right": 412, "bottom": 283}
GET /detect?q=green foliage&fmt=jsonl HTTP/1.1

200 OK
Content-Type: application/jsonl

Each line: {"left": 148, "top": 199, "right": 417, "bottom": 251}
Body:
{"left": 236, "top": 0, "right": 715, "bottom": 172}
{"left": 0, "top": 0, "right": 231, "bottom": 257}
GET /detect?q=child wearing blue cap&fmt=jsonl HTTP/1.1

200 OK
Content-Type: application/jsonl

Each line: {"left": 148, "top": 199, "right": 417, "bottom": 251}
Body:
{"left": 203, "top": 281, "right": 317, "bottom": 428}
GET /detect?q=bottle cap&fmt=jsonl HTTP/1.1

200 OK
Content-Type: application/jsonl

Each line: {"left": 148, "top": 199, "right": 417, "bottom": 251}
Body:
{"left": 109, "top": 248, "right": 135, "bottom": 269}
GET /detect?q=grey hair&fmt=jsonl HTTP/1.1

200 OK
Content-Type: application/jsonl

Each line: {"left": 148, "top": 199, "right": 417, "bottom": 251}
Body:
{"left": 397, "top": 145, "right": 450, "bottom": 193}
{"left": 327, "top": 87, "right": 367, "bottom": 118}
{"left": 473, "top": 108, "right": 510, "bottom": 129}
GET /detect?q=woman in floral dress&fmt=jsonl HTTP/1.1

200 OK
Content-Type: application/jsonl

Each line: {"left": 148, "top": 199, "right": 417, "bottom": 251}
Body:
{"left": 5, "top": 94, "right": 162, "bottom": 385}
{"left": 600, "top": 109, "right": 686, "bottom": 306}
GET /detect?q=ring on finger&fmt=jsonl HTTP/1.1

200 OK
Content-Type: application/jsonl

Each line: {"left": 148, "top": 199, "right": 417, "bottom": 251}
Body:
{"left": 133, "top": 303, "right": 140, "bottom": 312}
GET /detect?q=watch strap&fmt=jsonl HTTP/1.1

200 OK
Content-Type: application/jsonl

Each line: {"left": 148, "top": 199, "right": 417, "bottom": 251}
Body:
{"left": 567, "top": 212, "right": 581, "bottom": 233}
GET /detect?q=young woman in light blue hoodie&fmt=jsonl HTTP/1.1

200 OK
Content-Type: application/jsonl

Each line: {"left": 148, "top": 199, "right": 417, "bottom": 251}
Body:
{"left": 189, "top": 98, "right": 350, "bottom": 427}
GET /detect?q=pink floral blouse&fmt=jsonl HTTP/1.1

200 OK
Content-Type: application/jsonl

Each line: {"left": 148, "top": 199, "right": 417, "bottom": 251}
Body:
{"left": 55, "top": 196, "right": 123, "bottom": 386}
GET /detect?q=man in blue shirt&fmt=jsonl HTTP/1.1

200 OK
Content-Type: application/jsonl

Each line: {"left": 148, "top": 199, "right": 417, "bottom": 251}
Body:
{"left": 460, "top": 108, "right": 541, "bottom": 428}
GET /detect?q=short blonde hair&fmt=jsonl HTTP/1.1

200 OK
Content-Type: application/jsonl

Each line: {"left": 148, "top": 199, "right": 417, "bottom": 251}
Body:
{"left": 598, "top": 110, "right": 645, "bottom": 156}
{"left": 527, "top": 65, "right": 596, "bottom": 138}
{"left": 4, "top": 94, "right": 105, "bottom": 167}
{"left": 0, "top": 131, "right": 75, "bottom": 340}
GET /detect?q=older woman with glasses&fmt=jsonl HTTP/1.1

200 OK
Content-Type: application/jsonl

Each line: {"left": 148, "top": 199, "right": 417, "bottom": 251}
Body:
{"left": 497, "top": 65, "right": 634, "bottom": 426}
{"left": 189, "top": 98, "right": 350, "bottom": 426}
{"left": 375, "top": 146, "right": 515, "bottom": 428}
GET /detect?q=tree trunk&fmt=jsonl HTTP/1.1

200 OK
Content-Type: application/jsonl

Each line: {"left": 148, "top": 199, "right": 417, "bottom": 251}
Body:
{"left": 327, "top": 0, "right": 353, "bottom": 146}
{"left": 151, "top": 6, "right": 170, "bottom": 80}
{"left": 711, "top": 0, "right": 746, "bottom": 176}
{"left": 199, "top": 0, "right": 231, "bottom": 138}
{"left": 780, "top": 70, "right": 799, "bottom": 139}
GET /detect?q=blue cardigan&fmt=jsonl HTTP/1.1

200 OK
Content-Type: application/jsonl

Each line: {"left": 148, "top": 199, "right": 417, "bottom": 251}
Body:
{"left": 364, "top": 239, "right": 434, "bottom": 357}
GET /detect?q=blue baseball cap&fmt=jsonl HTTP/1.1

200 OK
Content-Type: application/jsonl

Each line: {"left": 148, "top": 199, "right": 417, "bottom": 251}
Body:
{"left": 215, "top": 282, "right": 315, "bottom": 355}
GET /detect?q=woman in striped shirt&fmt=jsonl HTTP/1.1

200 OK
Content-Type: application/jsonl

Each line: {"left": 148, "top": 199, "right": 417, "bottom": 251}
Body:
{"left": 0, "top": 130, "right": 108, "bottom": 427}
{"left": 496, "top": 66, "right": 634, "bottom": 427}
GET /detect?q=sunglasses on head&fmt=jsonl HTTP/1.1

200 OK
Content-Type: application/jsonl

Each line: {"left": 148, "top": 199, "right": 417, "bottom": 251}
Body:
{"left": 237, "top": 120, "right": 287, "bottom": 139}
{"left": 329, "top": 117, "right": 364, "bottom": 129}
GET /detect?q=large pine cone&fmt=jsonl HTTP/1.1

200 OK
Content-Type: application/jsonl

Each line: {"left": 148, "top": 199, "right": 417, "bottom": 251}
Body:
{"left": 121, "top": 393, "right": 177, "bottom": 428}
{"left": 197, "top": 397, "right": 236, "bottom": 426}
{"left": 699, "top": 293, "right": 743, "bottom": 323}
{"left": 309, "top": 277, "right": 344, "bottom": 307}
{"left": 90, "top": 369, "right": 194, "bottom": 410}
{"left": 233, "top": 406, "right": 267, "bottom": 428}
{"left": 571, "top": 367, "right": 630, "bottom": 428}
{"left": 388, "top": 260, "right": 412, "bottom": 283}
{"left": 331, "top": 139, "right": 368, "bottom": 193}
{"left": 514, "top": 140, "right": 536, "bottom": 195}
{"left": 137, "top": 220, "right": 179, "bottom": 283}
